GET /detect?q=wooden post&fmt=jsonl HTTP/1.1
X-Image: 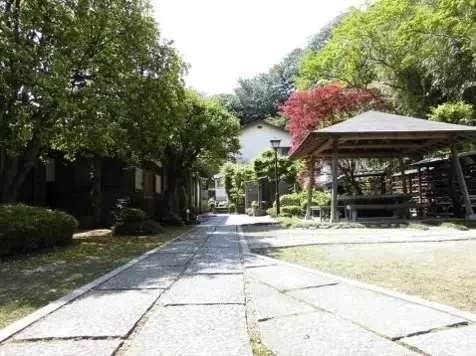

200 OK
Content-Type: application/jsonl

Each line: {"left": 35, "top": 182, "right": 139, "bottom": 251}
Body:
{"left": 305, "top": 157, "right": 315, "bottom": 220}
{"left": 417, "top": 166, "right": 423, "bottom": 204}
{"left": 399, "top": 157, "right": 407, "bottom": 194}
{"left": 451, "top": 144, "right": 474, "bottom": 218}
{"left": 330, "top": 140, "right": 338, "bottom": 223}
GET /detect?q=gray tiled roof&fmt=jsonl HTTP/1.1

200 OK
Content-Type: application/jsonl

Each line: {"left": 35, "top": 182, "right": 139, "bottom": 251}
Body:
{"left": 315, "top": 111, "right": 476, "bottom": 134}
{"left": 291, "top": 111, "right": 476, "bottom": 159}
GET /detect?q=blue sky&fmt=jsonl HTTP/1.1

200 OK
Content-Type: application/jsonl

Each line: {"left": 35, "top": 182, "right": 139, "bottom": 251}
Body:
{"left": 152, "top": 0, "right": 362, "bottom": 94}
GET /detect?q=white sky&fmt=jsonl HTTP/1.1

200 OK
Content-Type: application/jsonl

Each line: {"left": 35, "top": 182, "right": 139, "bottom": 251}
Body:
{"left": 151, "top": 0, "right": 362, "bottom": 94}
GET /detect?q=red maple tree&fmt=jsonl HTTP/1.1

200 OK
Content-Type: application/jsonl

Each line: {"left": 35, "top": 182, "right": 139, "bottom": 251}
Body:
{"left": 280, "top": 83, "right": 385, "bottom": 152}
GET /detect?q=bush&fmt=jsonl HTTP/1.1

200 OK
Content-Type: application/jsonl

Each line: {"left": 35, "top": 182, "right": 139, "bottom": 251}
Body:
{"left": 266, "top": 207, "right": 277, "bottom": 218}
{"left": 299, "top": 190, "right": 331, "bottom": 209}
{"left": 113, "top": 219, "right": 163, "bottom": 236}
{"left": 280, "top": 193, "right": 301, "bottom": 207}
{"left": 246, "top": 208, "right": 253, "bottom": 216}
{"left": 139, "top": 219, "right": 164, "bottom": 234}
{"left": 162, "top": 213, "right": 185, "bottom": 226}
{"left": 281, "top": 205, "right": 303, "bottom": 216}
{"left": 0, "top": 204, "right": 78, "bottom": 255}
{"left": 208, "top": 197, "right": 216, "bottom": 210}
{"left": 120, "top": 208, "right": 147, "bottom": 222}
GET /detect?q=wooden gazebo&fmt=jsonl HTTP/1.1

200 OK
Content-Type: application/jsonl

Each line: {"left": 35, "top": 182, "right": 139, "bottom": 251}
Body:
{"left": 291, "top": 111, "right": 476, "bottom": 221}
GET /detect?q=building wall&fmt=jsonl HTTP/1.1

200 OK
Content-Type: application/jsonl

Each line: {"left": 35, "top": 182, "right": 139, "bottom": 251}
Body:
{"left": 238, "top": 122, "right": 292, "bottom": 163}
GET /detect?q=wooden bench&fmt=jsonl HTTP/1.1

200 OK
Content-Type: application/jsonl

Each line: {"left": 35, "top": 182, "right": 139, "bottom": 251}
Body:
{"left": 346, "top": 203, "right": 425, "bottom": 221}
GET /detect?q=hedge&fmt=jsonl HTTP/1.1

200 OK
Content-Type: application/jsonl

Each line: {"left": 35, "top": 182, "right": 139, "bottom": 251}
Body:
{"left": 299, "top": 190, "right": 331, "bottom": 209}
{"left": 281, "top": 205, "right": 303, "bottom": 216}
{"left": 0, "top": 204, "right": 78, "bottom": 255}
{"left": 112, "top": 207, "right": 164, "bottom": 236}
{"left": 280, "top": 193, "right": 301, "bottom": 207}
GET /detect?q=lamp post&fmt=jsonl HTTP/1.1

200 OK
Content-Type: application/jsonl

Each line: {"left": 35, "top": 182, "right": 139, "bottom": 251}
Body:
{"left": 270, "top": 139, "right": 281, "bottom": 215}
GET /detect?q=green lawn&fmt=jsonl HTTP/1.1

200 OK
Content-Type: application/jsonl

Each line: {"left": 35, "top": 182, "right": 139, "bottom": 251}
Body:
{"left": 262, "top": 240, "right": 476, "bottom": 313}
{"left": 0, "top": 226, "right": 190, "bottom": 329}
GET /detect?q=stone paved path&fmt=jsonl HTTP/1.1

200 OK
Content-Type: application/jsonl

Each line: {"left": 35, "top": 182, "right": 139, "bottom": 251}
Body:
{"left": 0, "top": 215, "right": 251, "bottom": 356}
{"left": 2, "top": 214, "right": 476, "bottom": 355}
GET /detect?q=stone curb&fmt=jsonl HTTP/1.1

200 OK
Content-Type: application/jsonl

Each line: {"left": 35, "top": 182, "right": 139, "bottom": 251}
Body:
{"left": 247, "top": 236, "right": 476, "bottom": 249}
{"left": 238, "top": 226, "right": 476, "bottom": 324}
{"left": 237, "top": 225, "right": 251, "bottom": 254}
{"left": 0, "top": 225, "right": 200, "bottom": 344}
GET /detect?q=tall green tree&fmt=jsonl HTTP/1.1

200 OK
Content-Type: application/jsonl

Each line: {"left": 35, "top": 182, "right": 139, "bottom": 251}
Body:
{"left": 297, "top": 0, "right": 448, "bottom": 116}
{"left": 164, "top": 92, "right": 240, "bottom": 214}
{"left": 0, "top": 0, "right": 184, "bottom": 210}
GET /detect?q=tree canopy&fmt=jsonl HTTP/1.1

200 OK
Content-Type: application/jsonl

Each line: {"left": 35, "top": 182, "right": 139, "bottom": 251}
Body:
{"left": 0, "top": 0, "right": 184, "bottom": 203}
{"left": 297, "top": 0, "right": 476, "bottom": 117}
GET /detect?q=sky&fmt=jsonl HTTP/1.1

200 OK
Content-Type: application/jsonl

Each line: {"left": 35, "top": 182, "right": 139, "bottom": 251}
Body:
{"left": 151, "top": 0, "right": 362, "bottom": 95}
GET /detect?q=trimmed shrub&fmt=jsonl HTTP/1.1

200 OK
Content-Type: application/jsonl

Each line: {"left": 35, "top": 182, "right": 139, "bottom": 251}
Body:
{"left": 266, "top": 207, "right": 277, "bottom": 218}
{"left": 208, "top": 197, "right": 216, "bottom": 210}
{"left": 120, "top": 208, "right": 147, "bottom": 222}
{"left": 139, "top": 219, "right": 163, "bottom": 234}
{"left": 0, "top": 204, "right": 78, "bottom": 255}
{"left": 113, "top": 219, "right": 164, "bottom": 236}
{"left": 299, "top": 190, "right": 331, "bottom": 209}
{"left": 280, "top": 193, "right": 301, "bottom": 207}
{"left": 162, "top": 213, "right": 185, "bottom": 226}
{"left": 112, "top": 207, "right": 164, "bottom": 236}
{"left": 281, "top": 205, "right": 303, "bottom": 216}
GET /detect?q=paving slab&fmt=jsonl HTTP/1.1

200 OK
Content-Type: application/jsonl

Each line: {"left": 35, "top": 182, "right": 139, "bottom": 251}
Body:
{"left": 184, "top": 257, "right": 243, "bottom": 274}
{"left": 0, "top": 340, "right": 121, "bottom": 356}
{"left": 243, "top": 254, "right": 278, "bottom": 268}
{"left": 15, "top": 290, "right": 159, "bottom": 339}
{"left": 160, "top": 274, "right": 244, "bottom": 305}
{"left": 289, "top": 284, "right": 465, "bottom": 339}
{"left": 141, "top": 252, "right": 193, "bottom": 267}
{"left": 249, "top": 279, "right": 314, "bottom": 321}
{"left": 247, "top": 264, "right": 337, "bottom": 291}
{"left": 158, "top": 241, "right": 201, "bottom": 253}
{"left": 97, "top": 263, "right": 183, "bottom": 290}
{"left": 259, "top": 312, "right": 417, "bottom": 356}
{"left": 125, "top": 304, "right": 251, "bottom": 356}
{"left": 402, "top": 324, "right": 476, "bottom": 355}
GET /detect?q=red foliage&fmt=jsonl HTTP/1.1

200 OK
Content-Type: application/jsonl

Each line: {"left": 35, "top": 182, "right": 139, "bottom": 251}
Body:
{"left": 280, "top": 83, "right": 385, "bottom": 151}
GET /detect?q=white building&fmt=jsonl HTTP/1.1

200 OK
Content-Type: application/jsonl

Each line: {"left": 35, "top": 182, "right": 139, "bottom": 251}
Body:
{"left": 211, "top": 121, "right": 292, "bottom": 204}
{"left": 238, "top": 120, "right": 292, "bottom": 163}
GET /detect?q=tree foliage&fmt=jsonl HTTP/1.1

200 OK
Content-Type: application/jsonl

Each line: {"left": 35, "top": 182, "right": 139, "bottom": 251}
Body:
{"left": 280, "top": 83, "right": 385, "bottom": 150}
{"left": 428, "top": 102, "right": 476, "bottom": 126}
{"left": 253, "top": 150, "right": 301, "bottom": 184}
{"left": 220, "top": 162, "right": 255, "bottom": 206}
{"left": 164, "top": 91, "right": 241, "bottom": 211}
{"left": 0, "top": 0, "right": 184, "bottom": 204}
{"left": 297, "top": 0, "right": 476, "bottom": 118}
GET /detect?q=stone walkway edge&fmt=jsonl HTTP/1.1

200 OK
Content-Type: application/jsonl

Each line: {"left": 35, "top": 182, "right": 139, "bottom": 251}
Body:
{"left": 242, "top": 249, "right": 476, "bottom": 324}
{"left": 0, "top": 224, "right": 201, "bottom": 344}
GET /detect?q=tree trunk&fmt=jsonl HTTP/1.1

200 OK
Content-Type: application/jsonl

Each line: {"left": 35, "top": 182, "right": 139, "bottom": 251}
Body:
{"left": 0, "top": 137, "right": 41, "bottom": 203}
{"left": 90, "top": 156, "right": 102, "bottom": 227}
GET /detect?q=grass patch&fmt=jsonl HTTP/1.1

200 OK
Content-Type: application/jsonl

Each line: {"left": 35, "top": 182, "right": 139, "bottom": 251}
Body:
{"left": 0, "top": 226, "right": 190, "bottom": 329}
{"left": 439, "top": 222, "right": 470, "bottom": 231}
{"left": 264, "top": 240, "right": 476, "bottom": 313}
{"left": 406, "top": 222, "right": 429, "bottom": 231}
{"left": 251, "top": 341, "right": 274, "bottom": 356}
{"left": 275, "top": 217, "right": 366, "bottom": 229}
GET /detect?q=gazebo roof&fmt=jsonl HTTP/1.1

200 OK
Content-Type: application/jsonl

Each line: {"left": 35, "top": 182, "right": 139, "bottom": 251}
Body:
{"left": 291, "top": 111, "right": 476, "bottom": 159}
